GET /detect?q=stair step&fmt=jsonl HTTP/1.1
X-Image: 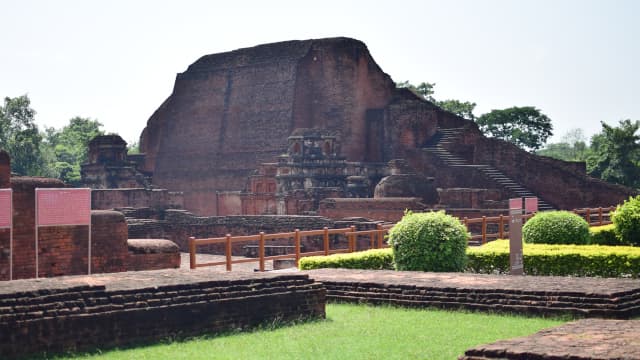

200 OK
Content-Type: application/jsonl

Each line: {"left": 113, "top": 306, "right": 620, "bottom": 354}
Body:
{"left": 423, "top": 126, "right": 557, "bottom": 210}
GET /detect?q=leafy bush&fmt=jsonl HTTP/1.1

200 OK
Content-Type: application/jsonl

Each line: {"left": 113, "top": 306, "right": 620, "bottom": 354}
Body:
{"left": 387, "top": 211, "right": 468, "bottom": 272}
{"left": 299, "top": 248, "right": 393, "bottom": 270}
{"left": 612, "top": 195, "right": 640, "bottom": 246}
{"left": 466, "top": 240, "right": 640, "bottom": 277}
{"left": 522, "top": 211, "right": 590, "bottom": 245}
{"left": 589, "top": 224, "right": 623, "bottom": 245}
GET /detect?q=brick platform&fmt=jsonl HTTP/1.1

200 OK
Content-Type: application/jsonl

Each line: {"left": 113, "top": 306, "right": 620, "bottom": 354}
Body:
{"left": 460, "top": 319, "right": 640, "bottom": 359}
{"left": 0, "top": 268, "right": 325, "bottom": 358}
{"left": 304, "top": 269, "right": 640, "bottom": 318}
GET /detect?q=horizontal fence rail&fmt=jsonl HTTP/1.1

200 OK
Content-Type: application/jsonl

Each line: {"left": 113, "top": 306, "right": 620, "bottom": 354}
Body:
{"left": 189, "top": 225, "right": 389, "bottom": 271}
{"left": 189, "top": 206, "right": 616, "bottom": 271}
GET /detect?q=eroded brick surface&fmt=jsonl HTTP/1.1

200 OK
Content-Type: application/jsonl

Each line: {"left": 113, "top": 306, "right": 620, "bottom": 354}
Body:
{"left": 460, "top": 319, "right": 640, "bottom": 360}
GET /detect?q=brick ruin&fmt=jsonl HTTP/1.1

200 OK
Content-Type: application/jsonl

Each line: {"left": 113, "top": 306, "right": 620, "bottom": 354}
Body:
{"left": 125, "top": 37, "right": 634, "bottom": 219}
{"left": 0, "top": 151, "right": 180, "bottom": 281}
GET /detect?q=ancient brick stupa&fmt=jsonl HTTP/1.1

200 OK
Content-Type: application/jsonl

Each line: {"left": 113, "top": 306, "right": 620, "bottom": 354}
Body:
{"left": 137, "top": 37, "right": 634, "bottom": 216}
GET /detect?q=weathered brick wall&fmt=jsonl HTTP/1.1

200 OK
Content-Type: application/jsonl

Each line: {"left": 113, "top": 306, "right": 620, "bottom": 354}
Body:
{"left": 318, "top": 197, "right": 425, "bottom": 222}
{"left": 140, "top": 38, "right": 429, "bottom": 216}
{"left": 10, "top": 177, "right": 65, "bottom": 279}
{"left": 133, "top": 210, "right": 336, "bottom": 251}
{"left": 91, "top": 210, "right": 129, "bottom": 274}
{"left": 91, "top": 188, "right": 184, "bottom": 210}
{"left": 126, "top": 239, "right": 180, "bottom": 271}
{"left": 3, "top": 178, "right": 178, "bottom": 280}
{"left": 0, "top": 152, "right": 10, "bottom": 281}
{"left": 0, "top": 271, "right": 325, "bottom": 358}
{"left": 469, "top": 135, "right": 635, "bottom": 209}
{"left": 438, "top": 188, "right": 504, "bottom": 209}
{"left": 126, "top": 210, "right": 385, "bottom": 254}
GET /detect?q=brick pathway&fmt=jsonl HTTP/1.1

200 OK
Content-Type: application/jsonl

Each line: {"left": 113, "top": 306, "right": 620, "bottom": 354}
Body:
{"left": 180, "top": 252, "right": 276, "bottom": 271}
{"left": 460, "top": 319, "right": 640, "bottom": 359}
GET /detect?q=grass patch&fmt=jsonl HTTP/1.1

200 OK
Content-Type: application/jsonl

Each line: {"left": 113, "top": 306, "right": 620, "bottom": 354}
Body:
{"left": 47, "top": 304, "right": 563, "bottom": 360}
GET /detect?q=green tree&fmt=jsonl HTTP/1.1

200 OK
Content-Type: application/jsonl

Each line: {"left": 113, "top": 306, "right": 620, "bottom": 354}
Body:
{"left": 0, "top": 95, "right": 54, "bottom": 176}
{"left": 587, "top": 119, "right": 640, "bottom": 188}
{"left": 436, "top": 99, "right": 477, "bottom": 121}
{"left": 397, "top": 81, "right": 436, "bottom": 101}
{"left": 396, "top": 81, "right": 476, "bottom": 120}
{"left": 127, "top": 140, "right": 140, "bottom": 154}
{"left": 537, "top": 128, "right": 589, "bottom": 161}
{"left": 476, "top": 106, "right": 553, "bottom": 152}
{"left": 46, "top": 117, "right": 104, "bottom": 185}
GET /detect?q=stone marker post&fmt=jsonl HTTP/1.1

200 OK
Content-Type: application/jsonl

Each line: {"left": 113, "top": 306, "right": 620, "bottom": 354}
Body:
{"left": 509, "top": 198, "right": 524, "bottom": 275}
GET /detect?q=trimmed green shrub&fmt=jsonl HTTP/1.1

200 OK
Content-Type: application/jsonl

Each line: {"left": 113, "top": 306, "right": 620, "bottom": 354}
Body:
{"left": 589, "top": 224, "right": 623, "bottom": 245}
{"left": 387, "top": 211, "right": 468, "bottom": 272}
{"left": 612, "top": 195, "right": 640, "bottom": 246}
{"left": 466, "top": 240, "right": 640, "bottom": 277}
{"left": 299, "top": 248, "right": 393, "bottom": 270}
{"left": 522, "top": 211, "right": 590, "bottom": 245}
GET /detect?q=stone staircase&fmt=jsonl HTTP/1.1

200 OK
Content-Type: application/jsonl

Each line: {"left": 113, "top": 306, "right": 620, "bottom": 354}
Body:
{"left": 423, "top": 127, "right": 555, "bottom": 211}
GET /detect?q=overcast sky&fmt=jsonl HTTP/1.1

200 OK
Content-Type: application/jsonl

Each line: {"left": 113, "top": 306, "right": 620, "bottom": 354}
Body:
{"left": 1, "top": 0, "right": 638, "bottom": 145}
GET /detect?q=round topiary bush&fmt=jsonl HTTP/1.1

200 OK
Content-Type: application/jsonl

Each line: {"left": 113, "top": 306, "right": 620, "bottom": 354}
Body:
{"left": 612, "top": 195, "right": 640, "bottom": 246}
{"left": 522, "top": 211, "right": 590, "bottom": 245}
{"left": 387, "top": 211, "right": 468, "bottom": 272}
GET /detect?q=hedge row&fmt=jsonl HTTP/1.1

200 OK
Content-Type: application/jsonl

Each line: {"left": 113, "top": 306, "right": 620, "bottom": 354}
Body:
{"left": 299, "top": 240, "right": 640, "bottom": 278}
{"left": 298, "top": 249, "right": 393, "bottom": 270}
{"left": 589, "top": 224, "right": 619, "bottom": 245}
{"left": 467, "top": 240, "right": 640, "bottom": 277}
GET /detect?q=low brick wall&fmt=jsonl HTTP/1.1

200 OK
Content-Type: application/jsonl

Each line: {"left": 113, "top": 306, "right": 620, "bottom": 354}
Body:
{"left": 318, "top": 197, "right": 425, "bottom": 222}
{"left": 127, "top": 239, "right": 181, "bottom": 271}
{"left": 0, "top": 269, "right": 325, "bottom": 358}
{"left": 305, "top": 269, "right": 640, "bottom": 319}
{"left": 127, "top": 210, "right": 380, "bottom": 254}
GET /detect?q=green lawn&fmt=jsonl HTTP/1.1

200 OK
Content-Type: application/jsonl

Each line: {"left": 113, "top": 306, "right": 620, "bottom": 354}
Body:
{"left": 49, "top": 304, "right": 564, "bottom": 360}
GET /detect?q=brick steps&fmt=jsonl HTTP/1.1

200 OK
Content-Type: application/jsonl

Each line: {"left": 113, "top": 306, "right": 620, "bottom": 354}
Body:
{"left": 423, "top": 127, "right": 555, "bottom": 211}
{"left": 306, "top": 269, "right": 640, "bottom": 319}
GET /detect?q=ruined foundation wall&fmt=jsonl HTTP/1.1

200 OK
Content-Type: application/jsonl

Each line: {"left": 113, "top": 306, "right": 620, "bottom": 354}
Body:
{"left": 91, "top": 188, "right": 184, "bottom": 210}
{"left": 0, "top": 272, "right": 325, "bottom": 358}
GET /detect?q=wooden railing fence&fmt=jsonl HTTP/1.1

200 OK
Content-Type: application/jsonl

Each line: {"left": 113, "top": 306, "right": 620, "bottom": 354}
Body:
{"left": 189, "top": 207, "right": 615, "bottom": 271}
{"left": 189, "top": 224, "right": 390, "bottom": 271}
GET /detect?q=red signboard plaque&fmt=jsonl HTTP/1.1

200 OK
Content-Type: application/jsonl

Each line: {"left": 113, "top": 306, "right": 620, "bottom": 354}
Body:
{"left": 35, "top": 188, "right": 92, "bottom": 277}
{"left": 36, "top": 188, "right": 91, "bottom": 226}
{"left": 525, "top": 197, "right": 538, "bottom": 214}
{"left": 0, "top": 189, "right": 11, "bottom": 228}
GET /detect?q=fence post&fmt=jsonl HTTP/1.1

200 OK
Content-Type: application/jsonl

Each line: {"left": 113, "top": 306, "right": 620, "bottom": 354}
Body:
{"left": 294, "top": 229, "right": 301, "bottom": 267}
{"left": 323, "top": 227, "right": 329, "bottom": 256}
{"left": 225, "top": 234, "right": 232, "bottom": 272}
{"left": 586, "top": 208, "right": 591, "bottom": 226}
{"left": 499, "top": 215, "right": 504, "bottom": 239}
{"left": 598, "top": 207, "right": 603, "bottom": 226}
{"left": 259, "top": 232, "right": 265, "bottom": 272}
{"left": 349, "top": 225, "right": 356, "bottom": 252}
{"left": 377, "top": 223, "right": 384, "bottom": 248}
{"left": 189, "top": 237, "right": 196, "bottom": 269}
{"left": 481, "top": 216, "right": 487, "bottom": 245}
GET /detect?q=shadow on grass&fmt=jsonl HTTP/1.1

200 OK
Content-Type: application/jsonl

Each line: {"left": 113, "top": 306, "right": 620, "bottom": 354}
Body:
{"left": 23, "top": 314, "right": 331, "bottom": 360}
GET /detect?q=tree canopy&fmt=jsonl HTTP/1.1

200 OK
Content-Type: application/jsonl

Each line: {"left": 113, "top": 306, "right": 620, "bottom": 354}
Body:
{"left": 586, "top": 119, "right": 640, "bottom": 188}
{"left": 476, "top": 106, "right": 553, "bottom": 152}
{"left": 396, "top": 81, "right": 476, "bottom": 120}
{"left": 0, "top": 94, "right": 108, "bottom": 184}
{"left": 46, "top": 117, "right": 104, "bottom": 185}
{"left": 0, "top": 95, "right": 53, "bottom": 176}
{"left": 537, "top": 128, "right": 589, "bottom": 161}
